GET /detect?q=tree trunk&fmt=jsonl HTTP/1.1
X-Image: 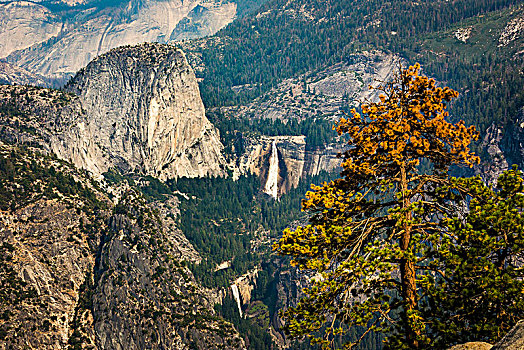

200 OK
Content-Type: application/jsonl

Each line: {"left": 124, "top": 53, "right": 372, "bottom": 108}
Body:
{"left": 400, "top": 164, "right": 419, "bottom": 348}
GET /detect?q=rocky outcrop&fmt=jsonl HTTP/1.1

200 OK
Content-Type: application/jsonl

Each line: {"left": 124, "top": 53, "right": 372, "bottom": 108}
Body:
{"left": 492, "top": 320, "right": 524, "bottom": 349}
{"left": 448, "top": 343, "right": 493, "bottom": 350}
{"left": 454, "top": 27, "right": 473, "bottom": 43}
{"left": 450, "top": 320, "right": 524, "bottom": 350}
{"left": 1, "top": 0, "right": 237, "bottom": 81}
{"left": 0, "top": 43, "right": 228, "bottom": 180}
{"left": 499, "top": 12, "right": 524, "bottom": 47}
{"left": 0, "top": 142, "right": 244, "bottom": 349}
{"left": 0, "top": 195, "right": 104, "bottom": 349}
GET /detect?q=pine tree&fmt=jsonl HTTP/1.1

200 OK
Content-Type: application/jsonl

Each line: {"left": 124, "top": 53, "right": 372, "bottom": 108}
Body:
{"left": 423, "top": 166, "right": 524, "bottom": 348}
{"left": 274, "top": 64, "right": 479, "bottom": 349}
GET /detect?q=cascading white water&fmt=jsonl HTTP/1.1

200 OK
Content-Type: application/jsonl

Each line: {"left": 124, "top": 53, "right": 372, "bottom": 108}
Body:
{"left": 264, "top": 140, "right": 279, "bottom": 199}
{"left": 231, "top": 284, "right": 243, "bottom": 317}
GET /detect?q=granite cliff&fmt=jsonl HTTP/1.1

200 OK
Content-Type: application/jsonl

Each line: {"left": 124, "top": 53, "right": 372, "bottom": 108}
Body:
{"left": 0, "top": 0, "right": 239, "bottom": 82}
{"left": 0, "top": 43, "right": 229, "bottom": 181}
{"left": 62, "top": 43, "right": 228, "bottom": 180}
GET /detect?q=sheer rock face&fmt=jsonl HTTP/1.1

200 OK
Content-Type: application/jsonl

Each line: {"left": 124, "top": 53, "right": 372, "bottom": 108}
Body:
{"left": 270, "top": 259, "right": 310, "bottom": 349}
{"left": 231, "top": 268, "right": 259, "bottom": 308}
{"left": 92, "top": 192, "right": 245, "bottom": 350}
{"left": 0, "top": 43, "right": 228, "bottom": 180}
{"left": 0, "top": 141, "right": 108, "bottom": 349}
{"left": 1, "top": 0, "right": 237, "bottom": 81}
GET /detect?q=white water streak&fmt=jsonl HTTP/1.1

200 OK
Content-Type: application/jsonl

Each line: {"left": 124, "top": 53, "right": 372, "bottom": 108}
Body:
{"left": 231, "top": 284, "right": 243, "bottom": 317}
{"left": 264, "top": 140, "right": 279, "bottom": 198}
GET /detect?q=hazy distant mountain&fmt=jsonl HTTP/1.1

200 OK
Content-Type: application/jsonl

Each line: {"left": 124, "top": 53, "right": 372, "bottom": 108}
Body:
{"left": 0, "top": 0, "right": 265, "bottom": 83}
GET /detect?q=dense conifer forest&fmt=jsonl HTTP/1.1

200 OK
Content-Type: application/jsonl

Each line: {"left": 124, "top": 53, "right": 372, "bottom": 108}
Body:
{"left": 207, "top": 110, "right": 338, "bottom": 155}
{"left": 183, "top": 0, "right": 523, "bottom": 138}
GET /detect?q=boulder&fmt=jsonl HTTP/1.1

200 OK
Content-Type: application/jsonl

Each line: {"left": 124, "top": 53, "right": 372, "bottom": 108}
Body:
{"left": 492, "top": 320, "right": 524, "bottom": 349}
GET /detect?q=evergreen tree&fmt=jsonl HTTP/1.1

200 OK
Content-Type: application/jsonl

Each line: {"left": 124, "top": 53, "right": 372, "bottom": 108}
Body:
{"left": 423, "top": 166, "right": 524, "bottom": 348}
{"left": 274, "top": 64, "right": 479, "bottom": 349}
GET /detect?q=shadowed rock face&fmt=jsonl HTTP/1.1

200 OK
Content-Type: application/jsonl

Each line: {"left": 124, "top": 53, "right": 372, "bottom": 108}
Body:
{"left": 1, "top": 0, "right": 237, "bottom": 81}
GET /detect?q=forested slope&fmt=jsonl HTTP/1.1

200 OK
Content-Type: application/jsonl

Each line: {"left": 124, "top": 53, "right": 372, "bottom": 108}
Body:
{"left": 184, "top": 0, "right": 521, "bottom": 107}
{"left": 181, "top": 0, "right": 524, "bottom": 178}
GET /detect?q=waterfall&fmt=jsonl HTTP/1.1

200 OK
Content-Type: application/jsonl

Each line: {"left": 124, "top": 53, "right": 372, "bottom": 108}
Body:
{"left": 264, "top": 140, "right": 279, "bottom": 198}
{"left": 231, "top": 284, "right": 243, "bottom": 317}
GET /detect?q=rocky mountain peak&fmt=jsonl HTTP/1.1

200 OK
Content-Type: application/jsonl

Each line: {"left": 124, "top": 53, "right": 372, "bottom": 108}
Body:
{"left": 0, "top": 43, "right": 228, "bottom": 181}
{"left": 54, "top": 42, "right": 228, "bottom": 180}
